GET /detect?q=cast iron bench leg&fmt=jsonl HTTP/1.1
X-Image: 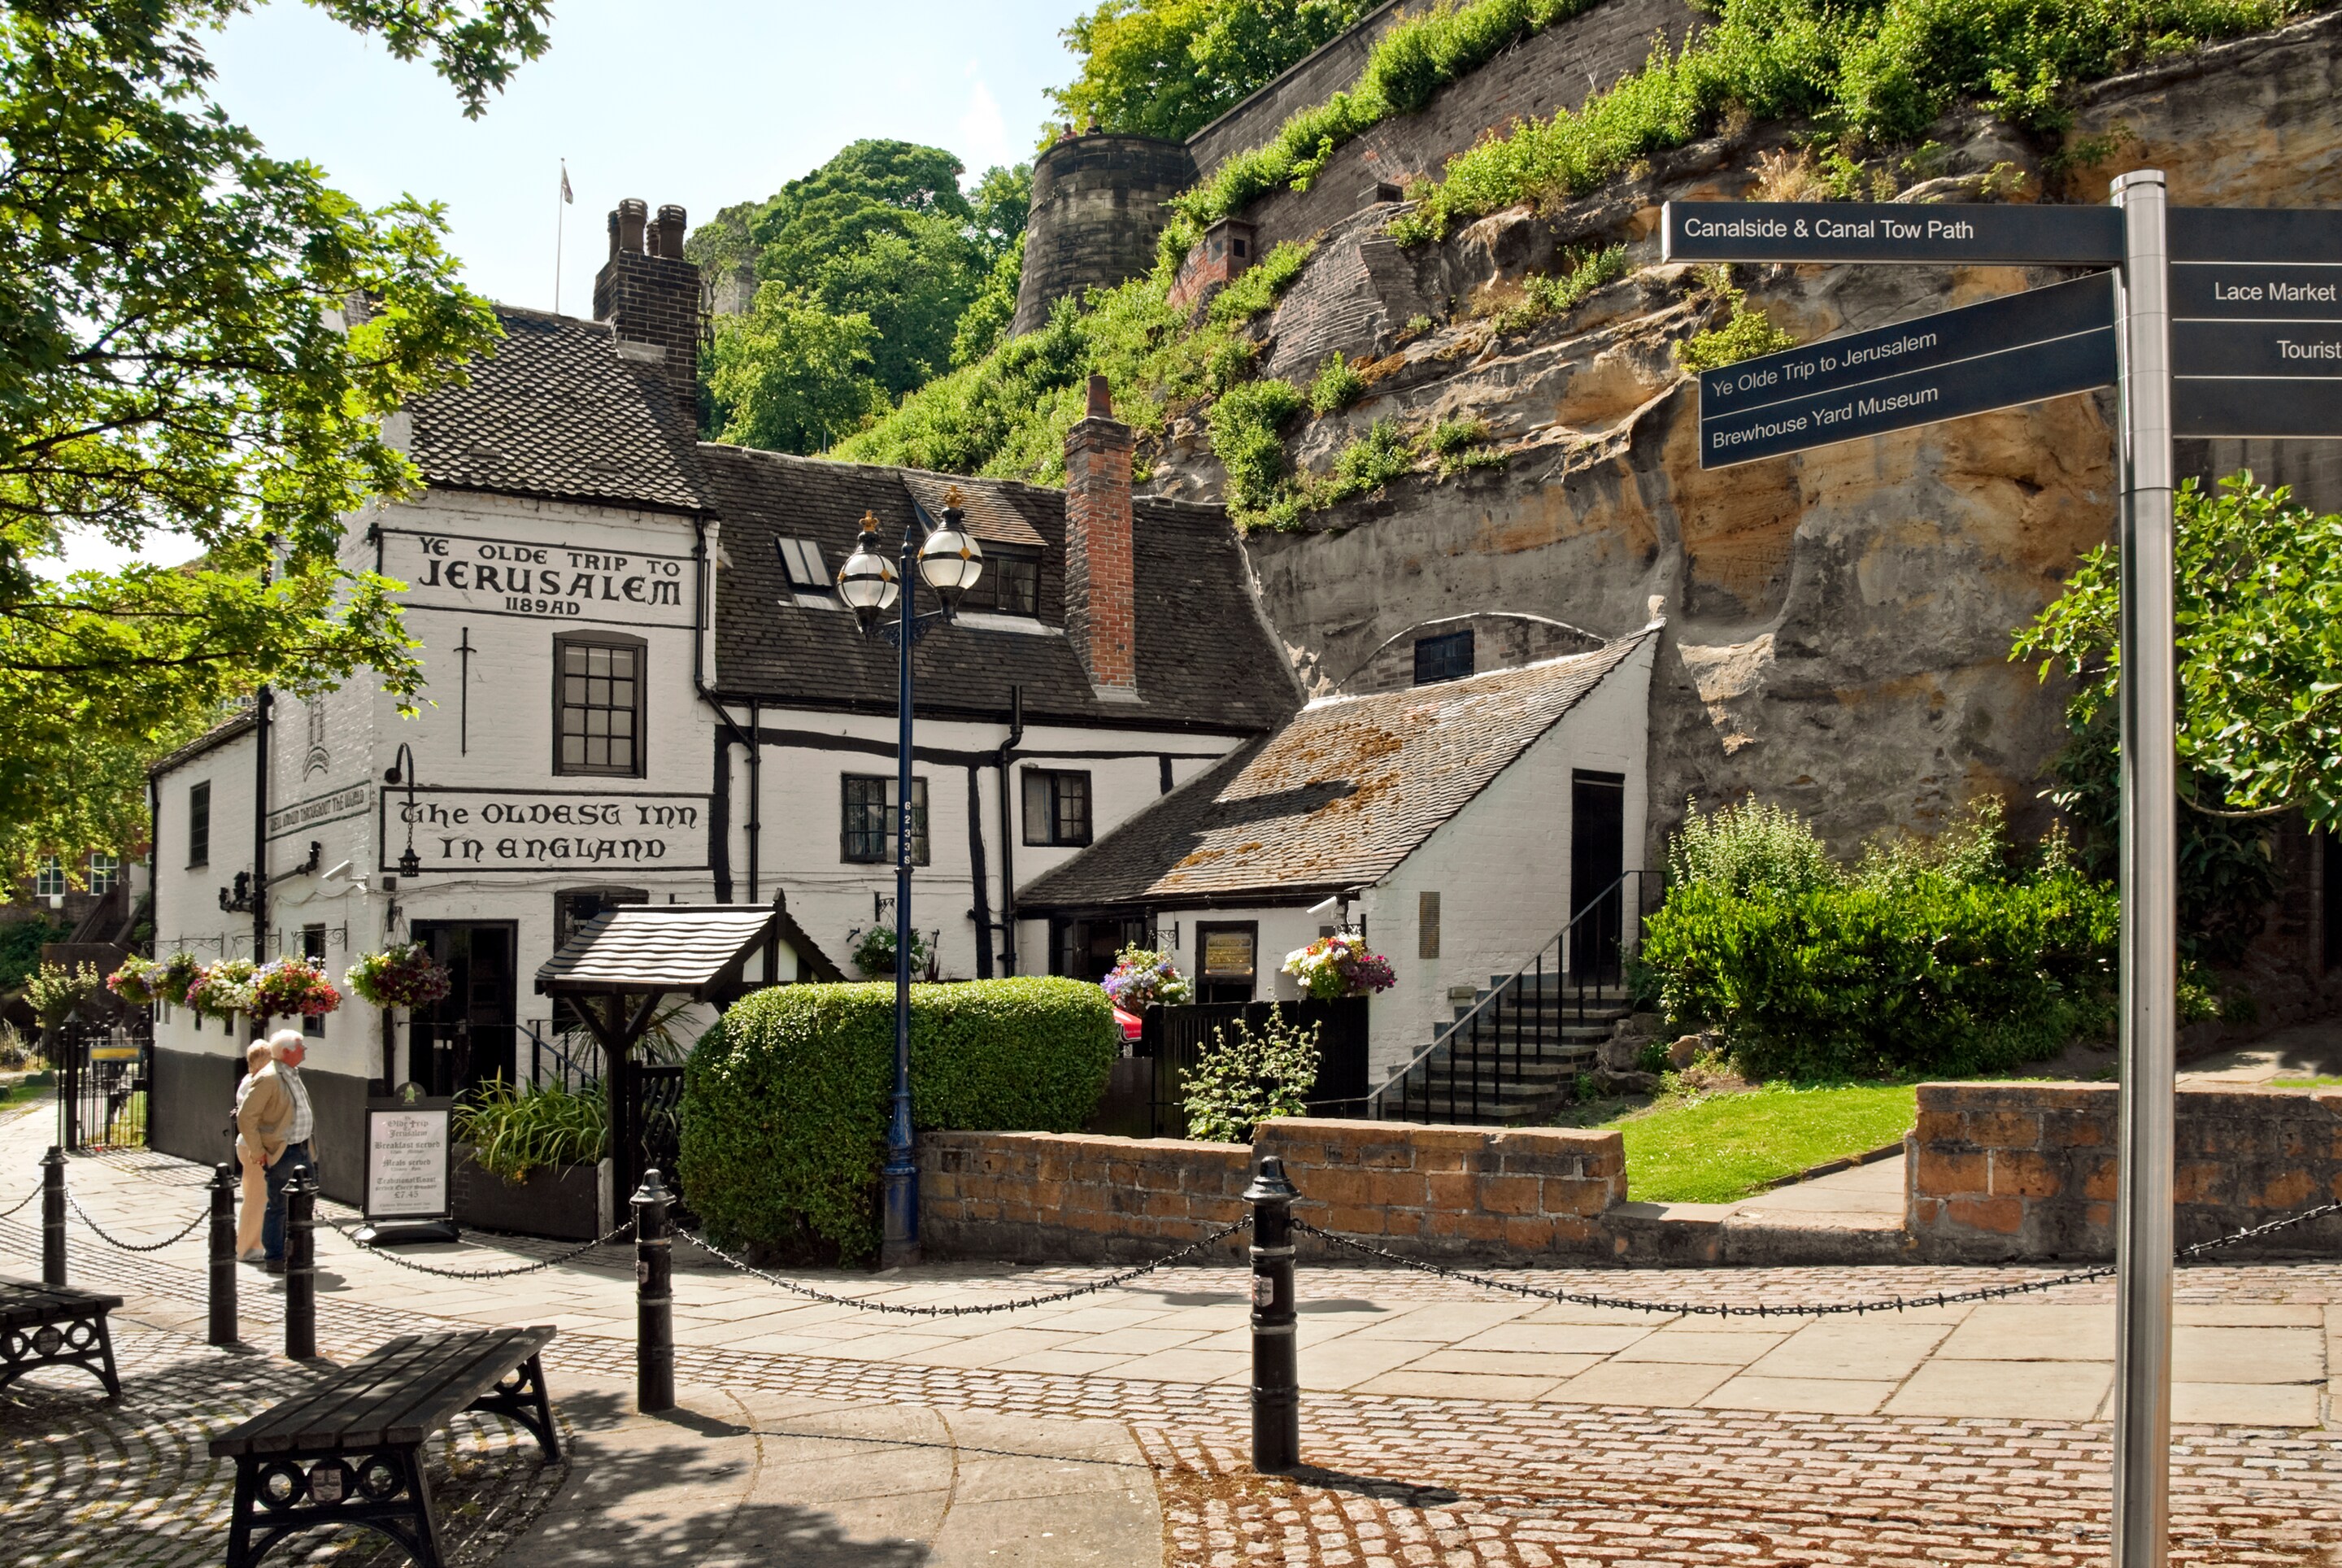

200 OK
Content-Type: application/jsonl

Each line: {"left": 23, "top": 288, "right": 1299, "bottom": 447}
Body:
{"left": 468, "top": 1352, "right": 561, "bottom": 1461}
{"left": 404, "top": 1447, "right": 449, "bottom": 1568}
{"left": 224, "top": 1460, "right": 260, "bottom": 1568}
{"left": 94, "top": 1311, "right": 119, "bottom": 1398}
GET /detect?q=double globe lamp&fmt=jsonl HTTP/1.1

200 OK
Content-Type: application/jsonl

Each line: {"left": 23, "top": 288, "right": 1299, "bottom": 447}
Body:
{"left": 834, "top": 488, "right": 982, "bottom": 1266}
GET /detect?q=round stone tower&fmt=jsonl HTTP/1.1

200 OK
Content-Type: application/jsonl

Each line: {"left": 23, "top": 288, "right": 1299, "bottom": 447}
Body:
{"left": 1009, "top": 132, "right": 1197, "bottom": 337}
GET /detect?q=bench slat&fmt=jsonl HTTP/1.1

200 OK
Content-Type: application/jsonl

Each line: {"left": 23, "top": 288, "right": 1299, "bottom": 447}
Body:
{"left": 210, "top": 1327, "right": 556, "bottom": 1458}
{"left": 0, "top": 1278, "right": 126, "bottom": 1329}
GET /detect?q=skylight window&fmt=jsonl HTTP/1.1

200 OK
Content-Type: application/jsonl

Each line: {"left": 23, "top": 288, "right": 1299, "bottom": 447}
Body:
{"left": 775, "top": 536, "right": 829, "bottom": 592}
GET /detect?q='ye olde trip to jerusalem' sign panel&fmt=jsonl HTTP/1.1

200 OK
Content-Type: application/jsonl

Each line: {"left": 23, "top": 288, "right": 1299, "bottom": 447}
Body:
{"left": 384, "top": 788, "right": 712, "bottom": 873}
{"left": 378, "top": 526, "right": 695, "bottom": 626}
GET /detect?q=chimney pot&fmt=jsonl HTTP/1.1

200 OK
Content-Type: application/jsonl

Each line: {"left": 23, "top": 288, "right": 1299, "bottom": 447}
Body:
{"left": 1086, "top": 374, "right": 1112, "bottom": 420}
{"left": 615, "top": 198, "right": 647, "bottom": 255}
{"left": 606, "top": 210, "right": 620, "bottom": 261}
{"left": 655, "top": 204, "right": 686, "bottom": 259}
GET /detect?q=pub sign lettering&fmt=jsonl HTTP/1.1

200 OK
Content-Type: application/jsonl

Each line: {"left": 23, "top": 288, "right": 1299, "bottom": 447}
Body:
{"left": 380, "top": 526, "right": 695, "bottom": 627}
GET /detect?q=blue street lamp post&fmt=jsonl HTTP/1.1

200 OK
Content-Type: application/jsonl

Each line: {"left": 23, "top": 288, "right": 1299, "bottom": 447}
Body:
{"left": 837, "top": 489, "right": 983, "bottom": 1268}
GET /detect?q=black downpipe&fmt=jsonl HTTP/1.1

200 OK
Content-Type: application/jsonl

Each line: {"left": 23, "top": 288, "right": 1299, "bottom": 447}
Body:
{"left": 252, "top": 686, "right": 271, "bottom": 966}
{"left": 967, "top": 763, "right": 992, "bottom": 978}
{"left": 995, "top": 686, "right": 1024, "bottom": 975}
{"left": 747, "top": 699, "right": 760, "bottom": 902}
{"left": 690, "top": 517, "right": 757, "bottom": 903}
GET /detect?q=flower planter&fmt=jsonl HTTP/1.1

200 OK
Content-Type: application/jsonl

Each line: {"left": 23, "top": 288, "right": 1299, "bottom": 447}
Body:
{"left": 451, "top": 1144, "right": 612, "bottom": 1241}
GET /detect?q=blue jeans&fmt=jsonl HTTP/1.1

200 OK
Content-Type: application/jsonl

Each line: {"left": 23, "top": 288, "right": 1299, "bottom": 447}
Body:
{"left": 262, "top": 1140, "right": 312, "bottom": 1261}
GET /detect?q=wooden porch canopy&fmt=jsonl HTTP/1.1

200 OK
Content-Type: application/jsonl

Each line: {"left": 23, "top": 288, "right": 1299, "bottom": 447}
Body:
{"left": 532, "top": 899, "right": 837, "bottom": 1061}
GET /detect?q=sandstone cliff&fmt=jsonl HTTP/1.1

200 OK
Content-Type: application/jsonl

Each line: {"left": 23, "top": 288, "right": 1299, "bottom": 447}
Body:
{"left": 1145, "top": 7, "right": 2342, "bottom": 865}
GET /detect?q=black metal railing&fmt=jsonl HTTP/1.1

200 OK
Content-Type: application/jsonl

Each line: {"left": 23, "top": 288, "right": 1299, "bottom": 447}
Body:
{"left": 1088, "top": 999, "right": 1371, "bottom": 1139}
{"left": 56, "top": 1015, "right": 152, "bottom": 1152}
{"left": 522, "top": 1021, "right": 603, "bottom": 1093}
{"left": 1371, "top": 870, "right": 1653, "bottom": 1125}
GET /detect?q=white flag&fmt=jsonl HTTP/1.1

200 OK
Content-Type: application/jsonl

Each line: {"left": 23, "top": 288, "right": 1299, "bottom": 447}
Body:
{"left": 559, "top": 163, "right": 572, "bottom": 204}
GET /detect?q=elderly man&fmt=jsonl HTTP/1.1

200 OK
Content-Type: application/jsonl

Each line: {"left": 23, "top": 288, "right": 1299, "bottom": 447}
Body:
{"left": 237, "top": 1028, "right": 318, "bottom": 1274}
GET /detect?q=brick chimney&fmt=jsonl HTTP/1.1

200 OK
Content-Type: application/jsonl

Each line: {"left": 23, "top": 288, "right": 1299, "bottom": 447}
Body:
{"left": 593, "top": 198, "right": 702, "bottom": 427}
{"left": 1063, "top": 374, "right": 1138, "bottom": 698}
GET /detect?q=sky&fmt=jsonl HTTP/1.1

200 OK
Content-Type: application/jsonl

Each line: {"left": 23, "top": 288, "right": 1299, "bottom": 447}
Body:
{"left": 53, "top": 0, "right": 1081, "bottom": 577}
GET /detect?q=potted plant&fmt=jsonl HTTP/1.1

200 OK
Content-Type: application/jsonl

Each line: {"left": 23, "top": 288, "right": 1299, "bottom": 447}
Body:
{"left": 1281, "top": 932, "right": 1397, "bottom": 1000}
{"left": 451, "top": 1078, "right": 612, "bottom": 1240}
{"left": 344, "top": 943, "right": 452, "bottom": 1008}
{"left": 184, "top": 957, "right": 257, "bottom": 1024}
{"left": 250, "top": 956, "right": 342, "bottom": 1020}
{"left": 1101, "top": 943, "right": 1193, "bottom": 1011}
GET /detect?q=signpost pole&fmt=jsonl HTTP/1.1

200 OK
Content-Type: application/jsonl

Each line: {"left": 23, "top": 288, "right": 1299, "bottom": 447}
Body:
{"left": 2109, "top": 167, "right": 2178, "bottom": 1568}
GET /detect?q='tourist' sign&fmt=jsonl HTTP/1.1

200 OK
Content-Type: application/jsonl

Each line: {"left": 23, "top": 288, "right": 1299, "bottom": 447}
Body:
{"left": 382, "top": 787, "right": 712, "bottom": 873}
{"left": 380, "top": 527, "right": 695, "bottom": 628}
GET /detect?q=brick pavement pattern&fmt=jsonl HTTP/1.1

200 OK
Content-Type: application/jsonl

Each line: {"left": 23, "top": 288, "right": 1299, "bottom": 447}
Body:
{"left": 7, "top": 1112, "right": 2342, "bottom": 1566}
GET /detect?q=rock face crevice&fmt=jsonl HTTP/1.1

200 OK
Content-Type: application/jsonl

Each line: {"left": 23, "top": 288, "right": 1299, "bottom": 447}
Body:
{"left": 1151, "top": 8, "right": 2342, "bottom": 871}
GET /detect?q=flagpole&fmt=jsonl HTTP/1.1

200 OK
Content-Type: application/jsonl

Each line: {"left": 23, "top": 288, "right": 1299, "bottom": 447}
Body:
{"left": 555, "top": 159, "right": 567, "bottom": 314}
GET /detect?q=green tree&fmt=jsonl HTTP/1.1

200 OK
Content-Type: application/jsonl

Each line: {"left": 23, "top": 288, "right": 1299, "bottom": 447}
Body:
{"left": 2013, "top": 473, "right": 2342, "bottom": 961}
{"left": 707, "top": 287, "right": 884, "bottom": 455}
{"left": 1050, "top": 0, "right": 1379, "bottom": 142}
{"left": 0, "top": 2, "right": 547, "bottom": 882}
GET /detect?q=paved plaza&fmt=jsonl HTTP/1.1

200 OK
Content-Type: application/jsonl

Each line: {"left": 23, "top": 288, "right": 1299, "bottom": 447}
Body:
{"left": 4, "top": 1096, "right": 2340, "bottom": 1565}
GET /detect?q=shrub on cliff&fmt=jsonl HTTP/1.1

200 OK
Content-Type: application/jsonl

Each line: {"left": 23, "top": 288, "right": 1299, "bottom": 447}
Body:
{"left": 679, "top": 979, "right": 1120, "bottom": 1264}
{"left": 1638, "top": 799, "right": 2122, "bottom": 1078}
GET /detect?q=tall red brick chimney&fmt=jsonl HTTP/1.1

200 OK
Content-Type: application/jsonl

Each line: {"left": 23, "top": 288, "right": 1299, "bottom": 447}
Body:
{"left": 1062, "top": 374, "right": 1137, "bottom": 698}
{"left": 593, "top": 198, "right": 703, "bottom": 428}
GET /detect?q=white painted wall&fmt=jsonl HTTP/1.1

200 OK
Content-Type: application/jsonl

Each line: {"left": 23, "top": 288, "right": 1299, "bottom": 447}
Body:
{"left": 1363, "top": 639, "right": 1655, "bottom": 1080}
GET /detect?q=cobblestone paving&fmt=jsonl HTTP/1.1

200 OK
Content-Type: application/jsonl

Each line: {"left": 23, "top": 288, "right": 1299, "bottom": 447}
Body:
{"left": 10, "top": 1137, "right": 2342, "bottom": 1567}
{"left": 0, "top": 1315, "right": 565, "bottom": 1568}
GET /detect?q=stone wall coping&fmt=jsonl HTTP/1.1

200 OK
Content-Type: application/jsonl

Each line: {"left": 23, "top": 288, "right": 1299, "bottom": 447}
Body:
{"left": 1260, "top": 1117, "right": 1622, "bottom": 1152}
{"left": 1917, "top": 1080, "right": 2342, "bottom": 1108}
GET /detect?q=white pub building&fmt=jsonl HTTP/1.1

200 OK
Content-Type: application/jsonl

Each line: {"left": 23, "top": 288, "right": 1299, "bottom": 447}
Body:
{"left": 146, "top": 200, "right": 1656, "bottom": 1192}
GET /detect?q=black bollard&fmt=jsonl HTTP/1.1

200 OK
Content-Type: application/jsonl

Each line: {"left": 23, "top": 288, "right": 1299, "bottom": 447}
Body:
{"left": 208, "top": 1162, "right": 238, "bottom": 1346}
{"left": 283, "top": 1173, "right": 316, "bottom": 1361}
{"left": 633, "top": 1169, "right": 674, "bottom": 1413}
{"left": 1243, "top": 1153, "right": 1300, "bottom": 1474}
{"left": 41, "top": 1145, "right": 65, "bottom": 1288}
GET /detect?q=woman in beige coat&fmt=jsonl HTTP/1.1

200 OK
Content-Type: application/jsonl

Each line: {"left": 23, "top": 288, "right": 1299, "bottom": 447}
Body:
{"left": 232, "top": 1039, "right": 273, "bottom": 1261}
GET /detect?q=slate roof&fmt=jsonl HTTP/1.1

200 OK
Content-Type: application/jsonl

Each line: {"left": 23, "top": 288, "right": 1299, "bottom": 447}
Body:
{"left": 1018, "top": 631, "right": 1657, "bottom": 910}
{"left": 404, "top": 307, "right": 709, "bottom": 515}
{"left": 535, "top": 904, "right": 788, "bottom": 997}
{"left": 699, "top": 445, "right": 1299, "bottom": 731}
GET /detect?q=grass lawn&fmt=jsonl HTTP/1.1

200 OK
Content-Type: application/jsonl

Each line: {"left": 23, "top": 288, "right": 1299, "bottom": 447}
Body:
{"left": 0, "top": 1069, "right": 54, "bottom": 1109}
{"left": 1556, "top": 1081, "right": 1920, "bottom": 1204}
{"left": 2274, "top": 1077, "right": 2342, "bottom": 1088}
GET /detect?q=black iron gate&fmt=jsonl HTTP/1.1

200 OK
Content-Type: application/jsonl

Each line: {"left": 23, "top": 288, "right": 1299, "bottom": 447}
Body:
{"left": 1092, "top": 999, "right": 1369, "bottom": 1139}
{"left": 614, "top": 1059, "right": 686, "bottom": 1213}
{"left": 58, "top": 1016, "right": 152, "bottom": 1152}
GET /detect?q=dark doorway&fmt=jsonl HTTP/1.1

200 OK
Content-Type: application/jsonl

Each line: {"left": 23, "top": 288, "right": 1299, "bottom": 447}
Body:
{"left": 1049, "top": 914, "right": 1151, "bottom": 984}
{"left": 1569, "top": 771, "right": 1626, "bottom": 980}
{"left": 407, "top": 921, "right": 518, "bottom": 1095}
{"left": 2327, "top": 830, "right": 2341, "bottom": 971}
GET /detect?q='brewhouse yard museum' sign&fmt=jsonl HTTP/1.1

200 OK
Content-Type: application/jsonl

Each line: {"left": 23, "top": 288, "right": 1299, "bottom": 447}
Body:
{"left": 377, "top": 526, "right": 695, "bottom": 626}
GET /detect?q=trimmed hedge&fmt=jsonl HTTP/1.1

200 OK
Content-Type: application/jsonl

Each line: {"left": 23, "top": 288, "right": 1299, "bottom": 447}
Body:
{"left": 679, "top": 978, "right": 1120, "bottom": 1264}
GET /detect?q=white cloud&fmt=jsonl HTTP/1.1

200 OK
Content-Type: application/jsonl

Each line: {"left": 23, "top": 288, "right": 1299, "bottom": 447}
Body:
{"left": 958, "top": 71, "right": 1015, "bottom": 176}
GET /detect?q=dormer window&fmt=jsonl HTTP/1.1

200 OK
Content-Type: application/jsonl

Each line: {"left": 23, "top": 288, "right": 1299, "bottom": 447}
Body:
{"left": 775, "top": 536, "right": 829, "bottom": 592}
{"left": 984, "top": 547, "right": 1040, "bottom": 616}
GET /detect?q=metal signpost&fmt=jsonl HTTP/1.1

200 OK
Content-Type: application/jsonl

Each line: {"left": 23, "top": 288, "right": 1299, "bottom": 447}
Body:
{"left": 1665, "top": 177, "right": 2339, "bottom": 1568}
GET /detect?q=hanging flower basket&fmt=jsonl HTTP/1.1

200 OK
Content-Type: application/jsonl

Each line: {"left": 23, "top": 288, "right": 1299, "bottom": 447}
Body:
{"left": 251, "top": 956, "right": 342, "bottom": 1018}
{"left": 1281, "top": 932, "right": 1396, "bottom": 1001}
{"left": 1100, "top": 943, "right": 1193, "bottom": 1009}
{"left": 848, "top": 925, "right": 931, "bottom": 979}
{"left": 345, "top": 943, "right": 452, "bottom": 1009}
{"left": 105, "top": 954, "right": 164, "bottom": 1008}
{"left": 185, "top": 958, "right": 258, "bottom": 1021}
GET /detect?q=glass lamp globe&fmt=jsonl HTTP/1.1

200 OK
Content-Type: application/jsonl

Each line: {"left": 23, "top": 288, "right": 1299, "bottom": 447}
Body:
{"left": 917, "top": 512, "right": 985, "bottom": 605}
{"left": 837, "top": 512, "right": 900, "bottom": 629}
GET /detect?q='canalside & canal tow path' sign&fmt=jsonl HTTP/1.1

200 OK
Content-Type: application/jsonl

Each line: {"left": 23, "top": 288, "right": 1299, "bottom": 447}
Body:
{"left": 1664, "top": 177, "right": 2340, "bottom": 1568}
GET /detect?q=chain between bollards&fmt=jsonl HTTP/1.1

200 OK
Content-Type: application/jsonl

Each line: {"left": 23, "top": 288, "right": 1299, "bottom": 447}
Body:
{"left": 633, "top": 1169, "right": 674, "bottom": 1413}
{"left": 1244, "top": 1153, "right": 1300, "bottom": 1475}
{"left": 41, "top": 1145, "right": 65, "bottom": 1287}
{"left": 208, "top": 1162, "right": 237, "bottom": 1347}
{"left": 284, "top": 1172, "right": 316, "bottom": 1361}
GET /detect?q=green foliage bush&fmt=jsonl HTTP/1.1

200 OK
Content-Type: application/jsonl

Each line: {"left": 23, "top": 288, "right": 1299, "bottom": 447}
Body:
{"left": 1182, "top": 1005, "right": 1323, "bottom": 1142}
{"left": 1674, "top": 275, "right": 1798, "bottom": 373}
{"left": 1207, "top": 377, "right": 1306, "bottom": 512}
{"left": 1487, "top": 246, "right": 1631, "bottom": 334}
{"left": 0, "top": 916, "right": 70, "bottom": 993}
{"left": 680, "top": 979, "right": 1121, "bottom": 1263}
{"left": 456, "top": 1078, "right": 607, "bottom": 1183}
{"left": 1051, "top": 0, "right": 1382, "bottom": 143}
{"left": 1308, "top": 351, "right": 1368, "bottom": 414}
{"left": 1639, "top": 799, "right": 2122, "bottom": 1078}
{"left": 1389, "top": 0, "right": 2305, "bottom": 243}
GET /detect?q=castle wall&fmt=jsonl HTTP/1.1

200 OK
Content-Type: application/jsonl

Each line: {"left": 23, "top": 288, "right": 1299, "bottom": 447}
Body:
{"left": 1010, "top": 134, "right": 1195, "bottom": 336}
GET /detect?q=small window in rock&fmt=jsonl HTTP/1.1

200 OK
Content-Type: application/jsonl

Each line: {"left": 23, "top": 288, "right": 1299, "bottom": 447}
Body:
{"left": 1413, "top": 629, "right": 1474, "bottom": 685}
{"left": 775, "top": 537, "right": 829, "bottom": 592}
{"left": 1233, "top": 237, "right": 1248, "bottom": 259}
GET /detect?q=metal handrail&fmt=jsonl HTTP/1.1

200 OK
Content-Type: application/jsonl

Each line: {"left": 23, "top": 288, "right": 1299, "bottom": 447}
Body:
{"left": 522, "top": 1019, "right": 602, "bottom": 1091}
{"left": 1369, "top": 869, "right": 1652, "bottom": 1122}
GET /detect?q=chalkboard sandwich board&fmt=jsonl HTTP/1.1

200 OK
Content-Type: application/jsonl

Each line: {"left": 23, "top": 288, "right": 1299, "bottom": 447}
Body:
{"left": 359, "top": 1085, "right": 460, "bottom": 1246}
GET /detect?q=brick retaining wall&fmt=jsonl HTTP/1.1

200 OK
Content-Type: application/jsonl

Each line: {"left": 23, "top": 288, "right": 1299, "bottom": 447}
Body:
{"left": 1907, "top": 1081, "right": 2342, "bottom": 1261}
{"left": 918, "top": 1119, "right": 1624, "bottom": 1264}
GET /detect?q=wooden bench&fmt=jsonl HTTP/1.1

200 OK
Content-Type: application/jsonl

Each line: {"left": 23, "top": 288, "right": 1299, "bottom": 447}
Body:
{"left": 0, "top": 1277, "right": 122, "bottom": 1399}
{"left": 208, "top": 1326, "right": 559, "bottom": 1568}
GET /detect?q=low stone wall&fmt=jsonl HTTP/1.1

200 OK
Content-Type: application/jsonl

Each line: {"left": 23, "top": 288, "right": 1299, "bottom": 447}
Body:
{"left": 1907, "top": 1081, "right": 2342, "bottom": 1261}
{"left": 918, "top": 1118, "right": 1625, "bottom": 1264}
